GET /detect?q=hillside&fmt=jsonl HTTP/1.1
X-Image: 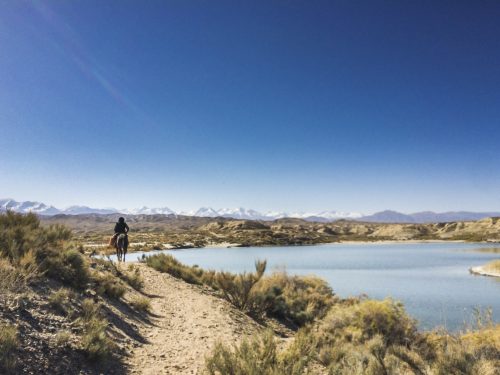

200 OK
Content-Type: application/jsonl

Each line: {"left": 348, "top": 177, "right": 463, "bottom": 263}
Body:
{"left": 40, "top": 214, "right": 500, "bottom": 251}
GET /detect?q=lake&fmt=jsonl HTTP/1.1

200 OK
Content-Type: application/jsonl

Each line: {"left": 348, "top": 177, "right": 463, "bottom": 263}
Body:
{"left": 117, "top": 242, "right": 500, "bottom": 331}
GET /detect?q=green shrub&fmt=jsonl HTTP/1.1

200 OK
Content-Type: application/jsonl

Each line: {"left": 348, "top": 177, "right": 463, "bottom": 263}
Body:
{"left": 253, "top": 272, "right": 336, "bottom": 326}
{"left": 205, "top": 330, "right": 312, "bottom": 375}
{"left": 319, "top": 298, "right": 417, "bottom": 347}
{"left": 0, "top": 211, "right": 86, "bottom": 289}
{"left": 0, "top": 324, "right": 18, "bottom": 372}
{"left": 81, "top": 316, "right": 114, "bottom": 361}
{"left": 78, "top": 299, "right": 114, "bottom": 361}
{"left": 92, "top": 271, "right": 126, "bottom": 300}
{"left": 212, "top": 260, "right": 266, "bottom": 312}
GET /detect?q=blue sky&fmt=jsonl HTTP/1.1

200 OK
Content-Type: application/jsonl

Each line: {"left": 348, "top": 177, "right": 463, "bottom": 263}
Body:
{"left": 1, "top": 1, "right": 499, "bottom": 213}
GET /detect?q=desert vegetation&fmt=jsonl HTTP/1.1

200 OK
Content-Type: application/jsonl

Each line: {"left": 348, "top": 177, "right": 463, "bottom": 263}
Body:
{"left": 143, "top": 252, "right": 499, "bottom": 374}
{"left": 205, "top": 299, "right": 500, "bottom": 374}
{"left": 145, "top": 253, "right": 336, "bottom": 327}
{"left": 0, "top": 211, "right": 150, "bottom": 373}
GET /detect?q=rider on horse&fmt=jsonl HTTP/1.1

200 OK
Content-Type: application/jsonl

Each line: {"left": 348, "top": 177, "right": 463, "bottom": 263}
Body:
{"left": 111, "top": 217, "right": 129, "bottom": 247}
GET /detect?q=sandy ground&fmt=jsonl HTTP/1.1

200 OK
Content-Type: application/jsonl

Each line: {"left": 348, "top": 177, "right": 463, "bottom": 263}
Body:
{"left": 470, "top": 266, "right": 500, "bottom": 278}
{"left": 125, "top": 264, "right": 262, "bottom": 374}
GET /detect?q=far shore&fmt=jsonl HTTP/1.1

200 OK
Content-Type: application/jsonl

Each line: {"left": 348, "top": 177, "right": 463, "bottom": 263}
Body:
{"left": 469, "top": 266, "right": 500, "bottom": 278}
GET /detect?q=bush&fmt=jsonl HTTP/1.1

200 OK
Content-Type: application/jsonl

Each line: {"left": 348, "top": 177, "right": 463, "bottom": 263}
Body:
{"left": 205, "top": 330, "right": 313, "bottom": 375}
{"left": 0, "top": 259, "right": 29, "bottom": 294}
{"left": 0, "top": 324, "right": 18, "bottom": 372}
{"left": 122, "top": 265, "right": 144, "bottom": 291}
{"left": 41, "top": 248, "right": 90, "bottom": 289}
{"left": 212, "top": 260, "right": 266, "bottom": 312}
{"left": 81, "top": 316, "right": 114, "bottom": 361}
{"left": 78, "top": 299, "right": 115, "bottom": 361}
{"left": 129, "top": 296, "right": 151, "bottom": 312}
{"left": 0, "top": 211, "right": 87, "bottom": 289}
{"left": 92, "top": 271, "right": 126, "bottom": 300}
{"left": 253, "top": 272, "right": 336, "bottom": 326}
{"left": 54, "top": 331, "right": 72, "bottom": 347}
{"left": 49, "top": 288, "right": 72, "bottom": 315}
{"left": 145, "top": 254, "right": 203, "bottom": 285}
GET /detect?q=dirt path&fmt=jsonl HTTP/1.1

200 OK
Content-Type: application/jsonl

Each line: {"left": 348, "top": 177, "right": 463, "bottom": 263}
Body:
{"left": 126, "top": 264, "right": 262, "bottom": 374}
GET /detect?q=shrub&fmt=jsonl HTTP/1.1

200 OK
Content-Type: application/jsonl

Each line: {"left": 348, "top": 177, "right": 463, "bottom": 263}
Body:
{"left": 42, "top": 248, "right": 90, "bottom": 289}
{"left": 54, "top": 331, "right": 72, "bottom": 347}
{"left": 319, "top": 298, "right": 417, "bottom": 347}
{"left": 0, "top": 259, "right": 29, "bottom": 293}
{"left": 92, "top": 271, "right": 126, "bottom": 300}
{"left": 122, "top": 265, "right": 144, "bottom": 291}
{"left": 253, "top": 272, "right": 336, "bottom": 326}
{"left": 0, "top": 211, "right": 87, "bottom": 289}
{"left": 212, "top": 260, "right": 266, "bottom": 312}
{"left": 81, "top": 316, "right": 114, "bottom": 361}
{"left": 0, "top": 324, "right": 19, "bottom": 372}
{"left": 78, "top": 299, "right": 114, "bottom": 361}
{"left": 145, "top": 254, "right": 203, "bottom": 285}
{"left": 205, "top": 330, "right": 312, "bottom": 375}
{"left": 49, "top": 288, "right": 72, "bottom": 314}
{"left": 129, "top": 296, "right": 151, "bottom": 312}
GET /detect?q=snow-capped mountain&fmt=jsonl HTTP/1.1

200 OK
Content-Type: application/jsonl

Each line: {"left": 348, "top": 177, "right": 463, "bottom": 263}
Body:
{"left": 63, "top": 206, "right": 118, "bottom": 215}
{"left": 122, "top": 206, "right": 176, "bottom": 215}
{"left": 5, "top": 198, "right": 497, "bottom": 223}
{"left": 193, "top": 207, "right": 219, "bottom": 217}
{"left": 0, "top": 199, "right": 61, "bottom": 215}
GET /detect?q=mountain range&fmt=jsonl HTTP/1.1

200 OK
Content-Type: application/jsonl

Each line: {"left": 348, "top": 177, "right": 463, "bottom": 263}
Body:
{"left": 1, "top": 198, "right": 499, "bottom": 223}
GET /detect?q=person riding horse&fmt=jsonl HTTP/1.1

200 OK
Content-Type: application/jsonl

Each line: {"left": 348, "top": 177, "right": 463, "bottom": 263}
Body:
{"left": 111, "top": 217, "right": 129, "bottom": 261}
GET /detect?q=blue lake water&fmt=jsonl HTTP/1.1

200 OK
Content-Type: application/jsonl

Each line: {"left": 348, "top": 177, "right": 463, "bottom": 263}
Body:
{"left": 117, "top": 242, "right": 500, "bottom": 331}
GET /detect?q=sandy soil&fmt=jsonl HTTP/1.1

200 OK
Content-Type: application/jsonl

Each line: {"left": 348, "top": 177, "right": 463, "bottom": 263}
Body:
{"left": 470, "top": 266, "right": 500, "bottom": 278}
{"left": 125, "top": 264, "right": 262, "bottom": 374}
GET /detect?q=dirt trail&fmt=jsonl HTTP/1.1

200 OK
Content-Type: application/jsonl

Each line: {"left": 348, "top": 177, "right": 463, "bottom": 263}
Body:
{"left": 126, "top": 264, "right": 262, "bottom": 374}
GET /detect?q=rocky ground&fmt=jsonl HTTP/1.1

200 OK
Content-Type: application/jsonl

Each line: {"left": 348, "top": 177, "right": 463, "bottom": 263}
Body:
{"left": 0, "top": 261, "right": 273, "bottom": 375}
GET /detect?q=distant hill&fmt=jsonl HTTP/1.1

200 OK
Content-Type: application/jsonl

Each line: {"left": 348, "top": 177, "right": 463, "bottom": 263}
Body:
{"left": 359, "top": 210, "right": 500, "bottom": 223}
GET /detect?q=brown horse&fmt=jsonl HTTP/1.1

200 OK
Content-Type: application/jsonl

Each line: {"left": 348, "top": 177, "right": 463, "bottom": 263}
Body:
{"left": 115, "top": 233, "right": 128, "bottom": 262}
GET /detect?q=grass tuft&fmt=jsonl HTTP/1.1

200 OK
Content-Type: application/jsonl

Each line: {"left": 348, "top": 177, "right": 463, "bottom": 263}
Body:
{"left": 0, "top": 324, "right": 19, "bottom": 372}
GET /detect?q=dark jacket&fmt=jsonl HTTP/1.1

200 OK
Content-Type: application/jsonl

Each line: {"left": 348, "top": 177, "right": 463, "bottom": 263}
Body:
{"left": 114, "top": 222, "right": 129, "bottom": 234}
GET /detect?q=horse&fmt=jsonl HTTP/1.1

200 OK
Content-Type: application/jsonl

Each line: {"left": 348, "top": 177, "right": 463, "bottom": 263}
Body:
{"left": 115, "top": 233, "right": 128, "bottom": 262}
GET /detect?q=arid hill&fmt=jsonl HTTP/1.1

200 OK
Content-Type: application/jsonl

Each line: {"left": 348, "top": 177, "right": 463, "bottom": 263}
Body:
{"left": 41, "top": 214, "right": 500, "bottom": 250}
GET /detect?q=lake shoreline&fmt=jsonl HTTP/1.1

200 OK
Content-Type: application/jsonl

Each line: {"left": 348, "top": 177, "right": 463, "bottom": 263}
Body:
{"left": 166, "top": 238, "right": 470, "bottom": 251}
{"left": 469, "top": 266, "right": 500, "bottom": 278}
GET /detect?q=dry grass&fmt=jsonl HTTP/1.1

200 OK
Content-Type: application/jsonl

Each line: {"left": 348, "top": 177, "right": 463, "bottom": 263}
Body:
{"left": 129, "top": 296, "right": 151, "bottom": 312}
{"left": 92, "top": 271, "right": 126, "bottom": 300}
{"left": 145, "top": 253, "right": 204, "bottom": 284}
{"left": 78, "top": 299, "right": 115, "bottom": 361}
{"left": 0, "top": 324, "right": 19, "bottom": 372}
{"left": 205, "top": 330, "right": 313, "bottom": 375}
{"left": 48, "top": 288, "right": 72, "bottom": 314}
{"left": 54, "top": 331, "right": 72, "bottom": 347}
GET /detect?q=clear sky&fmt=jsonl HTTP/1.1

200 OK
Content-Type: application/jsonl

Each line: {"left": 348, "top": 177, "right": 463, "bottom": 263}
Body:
{"left": 1, "top": 1, "right": 499, "bottom": 213}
